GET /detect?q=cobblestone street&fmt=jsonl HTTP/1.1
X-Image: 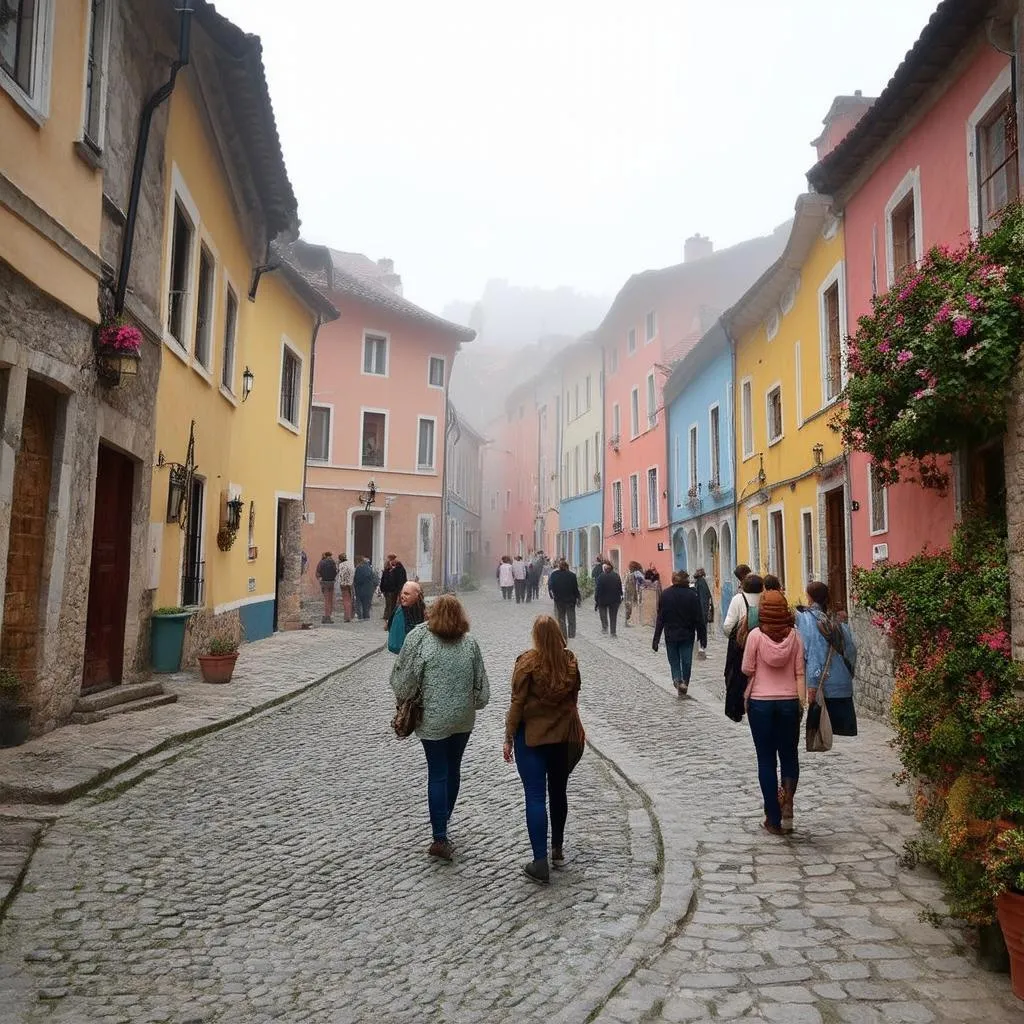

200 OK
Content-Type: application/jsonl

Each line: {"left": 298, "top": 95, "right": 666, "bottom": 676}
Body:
{"left": 0, "top": 592, "right": 1021, "bottom": 1023}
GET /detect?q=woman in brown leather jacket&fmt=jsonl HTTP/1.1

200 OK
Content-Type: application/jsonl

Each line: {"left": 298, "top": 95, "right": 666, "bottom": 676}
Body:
{"left": 503, "top": 615, "right": 584, "bottom": 884}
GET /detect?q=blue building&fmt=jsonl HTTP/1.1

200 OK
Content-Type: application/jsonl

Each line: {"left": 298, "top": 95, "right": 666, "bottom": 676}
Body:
{"left": 664, "top": 321, "right": 737, "bottom": 619}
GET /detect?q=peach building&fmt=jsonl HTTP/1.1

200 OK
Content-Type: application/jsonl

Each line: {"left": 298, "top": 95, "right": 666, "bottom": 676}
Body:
{"left": 288, "top": 243, "right": 475, "bottom": 590}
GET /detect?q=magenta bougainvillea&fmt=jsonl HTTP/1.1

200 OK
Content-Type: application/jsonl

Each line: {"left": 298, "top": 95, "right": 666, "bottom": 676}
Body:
{"left": 98, "top": 323, "right": 143, "bottom": 355}
{"left": 842, "top": 204, "right": 1024, "bottom": 486}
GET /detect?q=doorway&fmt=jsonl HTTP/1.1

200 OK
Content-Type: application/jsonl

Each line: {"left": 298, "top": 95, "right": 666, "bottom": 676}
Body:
{"left": 83, "top": 445, "right": 135, "bottom": 691}
{"left": 418, "top": 514, "right": 435, "bottom": 582}
{"left": 353, "top": 512, "right": 375, "bottom": 564}
{"left": 181, "top": 477, "right": 205, "bottom": 606}
{"left": 703, "top": 527, "right": 721, "bottom": 607}
{"left": 274, "top": 499, "right": 285, "bottom": 632}
{"left": 824, "top": 487, "right": 848, "bottom": 613}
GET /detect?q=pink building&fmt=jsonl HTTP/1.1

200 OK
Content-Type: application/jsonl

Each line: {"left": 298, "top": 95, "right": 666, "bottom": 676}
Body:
{"left": 808, "top": 4, "right": 1015, "bottom": 568}
{"left": 598, "top": 230, "right": 788, "bottom": 575}
{"left": 288, "top": 242, "right": 475, "bottom": 589}
{"left": 500, "top": 377, "right": 542, "bottom": 557}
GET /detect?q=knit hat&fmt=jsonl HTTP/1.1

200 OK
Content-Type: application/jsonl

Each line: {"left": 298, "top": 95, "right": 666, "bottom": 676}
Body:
{"left": 758, "top": 590, "right": 794, "bottom": 643}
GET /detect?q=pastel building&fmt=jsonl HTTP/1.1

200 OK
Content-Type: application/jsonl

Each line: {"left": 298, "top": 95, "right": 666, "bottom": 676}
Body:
{"left": 663, "top": 321, "right": 736, "bottom": 618}
{"left": 445, "top": 411, "right": 484, "bottom": 586}
{"left": 501, "top": 377, "right": 542, "bottom": 558}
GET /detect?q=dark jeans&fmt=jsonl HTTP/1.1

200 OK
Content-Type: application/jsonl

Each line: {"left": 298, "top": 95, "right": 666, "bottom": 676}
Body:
{"left": 598, "top": 602, "right": 620, "bottom": 635}
{"left": 355, "top": 589, "right": 374, "bottom": 619}
{"left": 514, "top": 726, "right": 569, "bottom": 861}
{"left": 420, "top": 732, "right": 472, "bottom": 841}
{"left": 747, "top": 698, "right": 801, "bottom": 828}
{"left": 554, "top": 601, "right": 577, "bottom": 639}
{"left": 383, "top": 591, "right": 397, "bottom": 625}
{"left": 666, "top": 639, "right": 694, "bottom": 684}
{"left": 529, "top": 580, "right": 540, "bottom": 600}
{"left": 501, "top": 586, "right": 513, "bottom": 600}
{"left": 514, "top": 580, "right": 526, "bottom": 603}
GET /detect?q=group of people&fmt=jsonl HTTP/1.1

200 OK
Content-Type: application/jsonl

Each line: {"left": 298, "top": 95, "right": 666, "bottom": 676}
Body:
{"left": 389, "top": 595, "right": 583, "bottom": 884}
{"left": 312, "top": 552, "right": 411, "bottom": 627}
{"left": 496, "top": 553, "right": 548, "bottom": 603}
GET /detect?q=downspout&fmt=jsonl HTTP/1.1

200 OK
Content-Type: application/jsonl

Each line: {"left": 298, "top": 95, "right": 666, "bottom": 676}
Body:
{"left": 114, "top": 1, "right": 194, "bottom": 315}
{"left": 300, "top": 314, "right": 324, "bottom": 514}
{"left": 441, "top": 373, "right": 451, "bottom": 592}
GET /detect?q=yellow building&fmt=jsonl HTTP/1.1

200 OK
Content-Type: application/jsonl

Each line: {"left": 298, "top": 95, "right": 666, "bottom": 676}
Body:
{"left": 726, "top": 193, "right": 852, "bottom": 610}
{"left": 148, "top": 30, "right": 336, "bottom": 654}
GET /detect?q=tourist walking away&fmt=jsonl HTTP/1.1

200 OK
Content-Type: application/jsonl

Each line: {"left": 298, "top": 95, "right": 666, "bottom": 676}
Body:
{"left": 547, "top": 559, "right": 581, "bottom": 639}
{"left": 504, "top": 615, "right": 585, "bottom": 884}
{"left": 512, "top": 555, "right": 528, "bottom": 603}
{"left": 529, "top": 552, "right": 545, "bottom": 601}
{"left": 525, "top": 558, "right": 539, "bottom": 603}
{"left": 693, "top": 568, "right": 713, "bottom": 659}
{"left": 498, "top": 556, "right": 515, "bottom": 600}
{"left": 336, "top": 553, "right": 354, "bottom": 623}
{"left": 591, "top": 555, "right": 604, "bottom": 585}
{"left": 390, "top": 595, "right": 490, "bottom": 861}
{"left": 353, "top": 557, "right": 377, "bottom": 620}
{"left": 763, "top": 574, "right": 783, "bottom": 592}
{"left": 380, "top": 554, "right": 408, "bottom": 628}
{"left": 797, "top": 581, "right": 858, "bottom": 737}
{"left": 315, "top": 551, "right": 338, "bottom": 623}
{"left": 624, "top": 561, "right": 644, "bottom": 625}
{"left": 387, "top": 581, "right": 426, "bottom": 654}
{"left": 595, "top": 562, "right": 623, "bottom": 636}
{"left": 652, "top": 571, "right": 708, "bottom": 696}
{"left": 722, "top": 567, "right": 761, "bottom": 722}
{"left": 741, "top": 589, "right": 805, "bottom": 835}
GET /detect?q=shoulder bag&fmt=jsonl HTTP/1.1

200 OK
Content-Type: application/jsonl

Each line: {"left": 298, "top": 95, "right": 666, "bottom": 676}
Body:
{"left": 392, "top": 690, "right": 422, "bottom": 739}
{"left": 805, "top": 643, "right": 834, "bottom": 752}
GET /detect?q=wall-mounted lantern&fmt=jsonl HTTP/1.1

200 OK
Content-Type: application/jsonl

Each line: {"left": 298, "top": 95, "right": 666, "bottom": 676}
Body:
{"left": 226, "top": 495, "right": 245, "bottom": 532}
{"left": 242, "top": 366, "right": 255, "bottom": 402}
{"left": 359, "top": 479, "right": 376, "bottom": 512}
{"left": 156, "top": 420, "right": 197, "bottom": 527}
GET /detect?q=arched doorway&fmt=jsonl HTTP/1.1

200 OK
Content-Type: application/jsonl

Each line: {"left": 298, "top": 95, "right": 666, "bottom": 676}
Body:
{"left": 577, "top": 528, "right": 589, "bottom": 571}
{"left": 686, "top": 529, "right": 699, "bottom": 573}
{"left": 703, "top": 526, "right": 721, "bottom": 609}
{"left": 672, "top": 527, "right": 686, "bottom": 570}
{"left": 720, "top": 521, "right": 734, "bottom": 615}
{"left": 590, "top": 525, "right": 601, "bottom": 565}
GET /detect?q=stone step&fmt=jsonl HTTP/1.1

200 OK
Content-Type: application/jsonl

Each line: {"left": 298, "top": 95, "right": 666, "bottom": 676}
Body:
{"left": 73, "top": 681, "right": 165, "bottom": 714}
{"left": 69, "top": 693, "right": 178, "bottom": 725}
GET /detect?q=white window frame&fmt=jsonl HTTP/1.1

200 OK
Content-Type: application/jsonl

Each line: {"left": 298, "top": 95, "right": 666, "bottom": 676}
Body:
{"left": 630, "top": 387, "right": 640, "bottom": 439}
{"left": 884, "top": 167, "right": 923, "bottom": 287}
{"left": 628, "top": 473, "right": 640, "bottom": 531}
{"left": 627, "top": 327, "right": 637, "bottom": 355}
{"left": 966, "top": 65, "right": 1016, "bottom": 238}
{"left": 427, "top": 355, "right": 446, "bottom": 390}
{"left": 360, "top": 406, "right": 389, "bottom": 470}
{"left": 646, "top": 370, "right": 657, "bottom": 428}
{"left": 800, "top": 507, "right": 816, "bottom": 584}
{"left": 688, "top": 424, "right": 698, "bottom": 493}
{"left": 361, "top": 330, "right": 390, "bottom": 378}
{"left": 192, "top": 238, "right": 217, "bottom": 377}
{"left": 307, "top": 403, "right": 333, "bottom": 463}
{"left": 709, "top": 403, "right": 721, "bottom": 489}
{"left": 0, "top": 0, "right": 54, "bottom": 122}
{"left": 766, "top": 383, "right": 783, "bottom": 446}
{"left": 277, "top": 336, "right": 304, "bottom": 434}
{"left": 749, "top": 516, "right": 763, "bottom": 575}
{"left": 416, "top": 415, "right": 438, "bottom": 472}
{"left": 868, "top": 462, "right": 890, "bottom": 536}
{"left": 505, "top": 490, "right": 511, "bottom": 512}
{"left": 741, "top": 377, "right": 754, "bottom": 460}
{"left": 612, "top": 402, "right": 621, "bottom": 440}
{"left": 79, "top": 0, "right": 114, "bottom": 152}
{"left": 645, "top": 310, "right": 657, "bottom": 344}
{"left": 767, "top": 503, "right": 786, "bottom": 584}
{"left": 219, "top": 275, "right": 240, "bottom": 402}
{"left": 609, "top": 346, "right": 619, "bottom": 374}
{"left": 646, "top": 465, "right": 660, "bottom": 527}
{"left": 673, "top": 433, "right": 681, "bottom": 506}
{"left": 162, "top": 165, "right": 201, "bottom": 362}
{"left": 611, "top": 480, "right": 623, "bottom": 528}
{"left": 818, "top": 260, "right": 848, "bottom": 407}
{"left": 793, "top": 341, "right": 803, "bottom": 428}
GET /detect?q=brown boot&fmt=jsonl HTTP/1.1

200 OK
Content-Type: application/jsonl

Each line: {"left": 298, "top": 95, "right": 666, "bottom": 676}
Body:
{"left": 779, "top": 778, "right": 797, "bottom": 834}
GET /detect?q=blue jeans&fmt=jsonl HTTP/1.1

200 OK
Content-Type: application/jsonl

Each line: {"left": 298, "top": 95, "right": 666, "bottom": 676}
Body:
{"left": 420, "top": 732, "right": 471, "bottom": 841}
{"left": 666, "top": 640, "right": 694, "bottom": 684}
{"left": 514, "top": 726, "right": 570, "bottom": 861}
{"left": 747, "top": 699, "right": 801, "bottom": 827}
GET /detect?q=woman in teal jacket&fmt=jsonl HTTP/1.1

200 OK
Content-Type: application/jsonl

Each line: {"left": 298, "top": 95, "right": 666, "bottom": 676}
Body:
{"left": 796, "top": 581, "right": 858, "bottom": 736}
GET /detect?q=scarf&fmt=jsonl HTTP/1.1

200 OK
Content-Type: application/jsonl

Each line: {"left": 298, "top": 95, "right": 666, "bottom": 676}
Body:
{"left": 758, "top": 590, "right": 794, "bottom": 643}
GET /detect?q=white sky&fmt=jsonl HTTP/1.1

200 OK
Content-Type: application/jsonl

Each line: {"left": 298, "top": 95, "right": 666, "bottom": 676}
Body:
{"left": 212, "top": 0, "right": 941, "bottom": 316}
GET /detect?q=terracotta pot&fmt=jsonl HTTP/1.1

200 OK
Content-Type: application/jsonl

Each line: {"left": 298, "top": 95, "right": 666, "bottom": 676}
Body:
{"left": 996, "top": 889, "right": 1024, "bottom": 999}
{"left": 197, "top": 652, "right": 238, "bottom": 685}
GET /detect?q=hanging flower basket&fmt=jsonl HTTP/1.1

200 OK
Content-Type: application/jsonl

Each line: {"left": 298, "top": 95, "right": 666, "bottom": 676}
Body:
{"left": 96, "top": 322, "right": 143, "bottom": 385}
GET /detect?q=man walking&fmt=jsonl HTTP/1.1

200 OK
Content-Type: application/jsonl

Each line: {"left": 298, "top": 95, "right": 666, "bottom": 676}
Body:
{"left": 511, "top": 555, "right": 528, "bottom": 603}
{"left": 548, "top": 559, "right": 581, "bottom": 639}
{"left": 693, "top": 567, "right": 713, "bottom": 660}
{"left": 653, "top": 571, "right": 708, "bottom": 696}
{"left": 315, "top": 551, "right": 338, "bottom": 624}
{"left": 380, "top": 554, "right": 408, "bottom": 629}
{"left": 595, "top": 561, "right": 623, "bottom": 636}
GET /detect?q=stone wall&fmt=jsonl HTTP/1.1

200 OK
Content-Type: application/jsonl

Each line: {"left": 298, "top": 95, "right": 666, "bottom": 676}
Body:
{"left": 181, "top": 608, "right": 242, "bottom": 670}
{"left": 277, "top": 499, "right": 303, "bottom": 631}
{"left": 850, "top": 603, "right": 896, "bottom": 722}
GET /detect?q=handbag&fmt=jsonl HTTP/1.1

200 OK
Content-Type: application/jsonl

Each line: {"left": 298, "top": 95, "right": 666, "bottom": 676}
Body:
{"left": 567, "top": 707, "right": 586, "bottom": 773}
{"left": 805, "top": 646, "right": 834, "bottom": 752}
{"left": 391, "top": 690, "right": 422, "bottom": 739}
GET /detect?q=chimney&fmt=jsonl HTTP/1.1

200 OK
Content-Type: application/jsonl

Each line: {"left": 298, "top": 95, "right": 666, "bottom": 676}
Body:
{"left": 812, "top": 90, "right": 875, "bottom": 160}
{"left": 375, "top": 257, "right": 403, "bottom": 296}
{"left": 377, "top": 258, "right": 394, "bottom": 274}
{"left": 684, "top": 234, "right": 714, "bottom": 263}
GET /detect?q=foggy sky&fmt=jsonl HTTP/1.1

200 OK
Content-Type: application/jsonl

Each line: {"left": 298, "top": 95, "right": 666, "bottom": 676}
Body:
{"left": 212, "top": 0, "right": 941, "bottom": 317}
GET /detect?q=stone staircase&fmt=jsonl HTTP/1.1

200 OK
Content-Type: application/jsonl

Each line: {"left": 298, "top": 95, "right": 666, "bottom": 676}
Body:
{"left": 71, "top": 681, "right": 177, "bottom": 725}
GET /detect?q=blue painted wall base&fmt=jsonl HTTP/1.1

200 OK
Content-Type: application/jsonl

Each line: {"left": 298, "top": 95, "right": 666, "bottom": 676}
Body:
{"left": 240, "top": 599, "right": 275, "bottom": 642}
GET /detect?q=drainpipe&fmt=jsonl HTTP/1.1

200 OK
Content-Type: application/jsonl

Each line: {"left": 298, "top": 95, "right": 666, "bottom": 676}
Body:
{"left": 300, "top": 314, "right": 324, "bottom": 513}
{"left": 114, "top": 1, "right": 194, "bottom": 315}
{"left": 441, "top": 373, "right": 452, "bottom": 592}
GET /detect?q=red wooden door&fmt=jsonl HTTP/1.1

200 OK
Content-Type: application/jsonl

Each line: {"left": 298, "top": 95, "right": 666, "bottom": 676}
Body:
{"left": 825, "top": 488, "right": 848, "bottom": 614}
{"left": 83, "top": 445, "right": 134, "bottom": 690}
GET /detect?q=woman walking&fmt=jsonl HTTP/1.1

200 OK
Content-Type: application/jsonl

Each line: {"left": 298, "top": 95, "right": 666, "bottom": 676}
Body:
{"left": 722, "top": 568, "right": 762, "bottom": 723}
{"left": 336, "top": 553, "right": 354, "bottom": 623}
{"left": 498, "top": 556, "right": 515, "bottom": 600}
{"left": 390, "top": 594, "right": 490, "bottom": 861}
{"left": 741, "top": 590, "right": 805, "bottom": 835}
{"left": 387, "top": 581, "right": 426, "bottom": 653}
{"left": 353, "top": 557, "right": 377, "bottom": 620}
{"left": 693, "top": 568, "right": 713, "bottom": 659}
{"left": 504, "top": 615, "right": 583, "bottom": 884}
{"left": 797, "top": 581, "right": 858, "bottom": 737}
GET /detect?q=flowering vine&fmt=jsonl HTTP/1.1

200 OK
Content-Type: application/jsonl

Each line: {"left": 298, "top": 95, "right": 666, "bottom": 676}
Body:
{"left": 97, "top": 322, "right": 143, "bottom": 356}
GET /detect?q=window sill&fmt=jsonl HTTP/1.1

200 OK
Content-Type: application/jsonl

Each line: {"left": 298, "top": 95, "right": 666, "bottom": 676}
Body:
{"left": 192, "top": 360, "right": 214, "bottom": 385}
{"left": 768, "top": 435, "right": 784, "bottom": 448}
{"left": 416, "top": 467, "right": 438, "bottom": 474}
{"left": 219, "top": 385, "right": 238, "bottom": 408}
{"left": 73, "top": 138, "right": 105, "bottom": 171}
{"left": 163, "top": 333, "right": 191, "bottom": 365}
{"left": 0, "top": 74, "right": 46, "bottom": 128}
{"left": 278, "top": 417, "right": 301, "bottom": 436}
{"left": 869, "top": 528, "right": 890, "bottom": 538}
{"left": 360, "top": 369, "right": 389, "bottom": 379}
{"left": 361, "top": 463, "right": 386, "bottom": 472}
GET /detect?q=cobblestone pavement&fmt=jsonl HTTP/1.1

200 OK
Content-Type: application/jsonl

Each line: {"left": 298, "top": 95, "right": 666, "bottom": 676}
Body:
{"left": 0, "top": 592, "right": 1020, "bottom": 1022}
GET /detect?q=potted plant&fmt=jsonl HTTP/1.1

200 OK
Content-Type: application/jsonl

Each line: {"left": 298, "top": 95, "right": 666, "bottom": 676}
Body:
{"left": 150, "top": 606, "right": 193, "bottom": 673}
{"left": 197, "top": 635, "right": 240, "bottom": 684}
{"left": 0, "top": 665, "right": 31, "bottom": 748}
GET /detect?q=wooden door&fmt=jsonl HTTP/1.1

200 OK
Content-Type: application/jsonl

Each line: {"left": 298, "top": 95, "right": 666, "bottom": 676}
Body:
{"left": 83, "top": 445, "right": 134, "bottom": 690}
{"left": 825, "top": 488, "right": 849, "bottom": 613}
{"left": 353, "top": 513, "right": 374, "bottom": 563}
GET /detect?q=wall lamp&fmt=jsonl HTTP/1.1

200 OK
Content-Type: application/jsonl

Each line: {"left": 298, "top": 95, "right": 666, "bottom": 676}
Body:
{"left": 242, "top": 366, "right": 255, "bottom": 402}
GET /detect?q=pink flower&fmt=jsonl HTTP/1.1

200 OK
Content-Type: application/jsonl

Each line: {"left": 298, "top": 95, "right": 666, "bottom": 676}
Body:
{"left": 934, "top": 303, "right": 952, "bottom": 323}
{"left": 979, "top": 629, "right": 1011, "bottom": 656}
{"left": 966, "top": 294, "right": 983, "bottom": 311}
{"left": 895, "top": 314, "right": 905, "bottom": 327}
{"left": 952, "top": 317, "right": 972, "bottom": 338}
{"left": 897, "top": 349, "right": 913, "bottom": 365}
{"left": 99, "top": 324, "right": 142, "bottom": 355}
{"left": 878, "top": 341, "right": 891, "bottom": 354}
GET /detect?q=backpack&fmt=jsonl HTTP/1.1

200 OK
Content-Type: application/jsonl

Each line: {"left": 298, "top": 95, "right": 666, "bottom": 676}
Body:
{"left": 733, "top": 596, "right": 759, "bottom": 649}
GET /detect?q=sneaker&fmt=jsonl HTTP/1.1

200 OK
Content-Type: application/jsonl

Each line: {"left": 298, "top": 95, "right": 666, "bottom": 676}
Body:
{"left": 428, "top": 840, "right": 453, "bottom": 861}
{"left": 678, "top": 681, "right": 689, "bottom": 697}
{"left": 551, "top": 847, "right": 564, "bottom": 863}
{"left": 523, "top": 859, "right": 550, "bottom": 884}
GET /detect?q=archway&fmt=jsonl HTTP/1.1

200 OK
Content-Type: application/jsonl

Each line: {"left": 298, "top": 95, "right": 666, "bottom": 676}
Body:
{"left": 590, "top": 525, "right": 601, "bottom": 566}
{"left": 702, "top": 526, "right": 721, "bottom": 609}
{"left": 720, "top": 521, "right": 735, "bottom": 615}
{"left": 672, "top": 527, "right": 686, "bottom": 570}
{"left": 686, "top": 529, "right": 699, "bottom": 573}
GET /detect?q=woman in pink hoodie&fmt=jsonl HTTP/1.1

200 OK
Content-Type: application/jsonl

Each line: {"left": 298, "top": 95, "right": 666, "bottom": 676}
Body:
{"left": 741, "top": 590, "right": 806, "bottom": 835}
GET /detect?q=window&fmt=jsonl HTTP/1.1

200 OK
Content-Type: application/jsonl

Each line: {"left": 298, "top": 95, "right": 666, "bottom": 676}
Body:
{"left": 612, "top": 481, "right": 623, "bottom": 528}
{"left": 673, "top": 434, "right": 681, "bottom": 505}
{"left": 646, "top": 371, "right": 657, "bottom": 427}
{"left": 584, "top": 439, "right": 590, "bottom": 490}
{"left": 505, "top": 489, "right": 511, "bottom": 511}
{"left": 83, "top": 0, "right": 111, "bottom": 150}
{"left": 629, "top": 474, "right": 640, "bottom": 531}
{"left": 688, "top": 425, "right": 698, "bottom": 493}
{"left": 766, "top": 385, "right": 783, "bottom": 444}
{"left": 741, "top": 379, "right": 753, "bottom": 458}
{"left": 194, "top": 245, "right": 214, "bottom": 369}
{"left": 890, "top": 192, "right": 917, "bottom": 279}
{"left": 361, "top": 411, "right": 386, "bottom": 467}
{"left": 750, "top": 518, "right": 762, "bottom": 574}
{"left": 574, "top": 446, "right": 581, "bottom": 496}
{"left": 612, "top": 402, "right": 621, "bottom": 440}
{"left": 585, "top": 375, "right": 592, "bottom": 411}
{"left": 221, "top": 286, "right": 238, "bottom": 391}
{"left": 710, "top": 406, "right": 721, "bottom": 488}
{"left": 647, "top": 467, "right": 659, "bottom": 527}
{"left": 627, "top": 327, "right": 637, "bottom": 354}
{"left": 573, "top": 384, "right": 579, "bottom": 420}
{"left": 645, "top": 311, "right": 657, "bottom": 343}
{"left": 630, "top": 387, "right": 640, "bottom": 438}
{"left": 869, "top": 463, "right": 889, "bottom": 535}
{"left": 308, "top": 405, "right": 331, "bottom": 462}
{"left": 490, "top": 492, "right": 497, "bottom": 512}
{"left": 428, "top": 356, "right": 445, "bottom": 388}
{"left": 279, "top": 344, "right": 301, "bottom": 427}
{"left": 167, "top": 201, "right": 194, "bottom": 347}
{"left": 978, "top": 95, "right": 1020, "bottom": 232}
{"left": 363, "top": 333, "right": 388, "bottom": 375}
{"left": 417, "top": 418, "right": 436, "bottom": 470}
{"left": 821, "top": 280, "right": 842, "bottom": 401}
{"left": 0, "top": 0, "right": 51, "bottom": 111}
{"left": 609, "top": 347, "right": 619, "bottom": 374}
{"left": 802, "top": 510, "right": 814, "bottom": 584}
{"left": 769, "top": 509, "right": 786, "bottom": 589}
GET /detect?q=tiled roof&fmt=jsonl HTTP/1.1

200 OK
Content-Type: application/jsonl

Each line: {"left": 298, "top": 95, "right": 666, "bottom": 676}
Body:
{"left": 268, "top": 243, "right": 339, "bottom": 320}
{"left": 331, "top": 251, "right": 393, "bottom": 284}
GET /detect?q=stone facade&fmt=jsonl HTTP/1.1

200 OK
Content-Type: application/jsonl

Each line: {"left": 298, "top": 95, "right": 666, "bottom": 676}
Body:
{"left": 277, "top": 499, "right": 304, "bottom": 631}
{"left": 849, "top": 603, "right": 896, "bottom": 722}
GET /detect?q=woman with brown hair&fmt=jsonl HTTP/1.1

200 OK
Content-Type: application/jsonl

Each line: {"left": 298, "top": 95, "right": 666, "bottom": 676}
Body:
{"left": 390, "top": 594, "right": 490, "bottom": 862}
{"left": 503, "top": 615, "right": 584, "bottom": 884}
